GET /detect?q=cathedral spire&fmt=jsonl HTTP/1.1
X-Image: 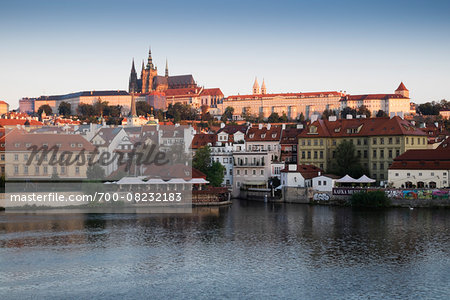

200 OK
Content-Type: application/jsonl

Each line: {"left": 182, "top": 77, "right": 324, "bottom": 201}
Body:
{"left": 128, "top": 58, "right": 138, "bottom": 93}
{"left": 253, "top": 77, "right": 260, "bottom": 94}
{"left": 147, "top": 46, "right": 154, "bottom": 69}
{"left": 261, "top": 78, "right": 266, "bottom": 95}
{"left": 165, "top": 58, "right": 169, "bottom": 77}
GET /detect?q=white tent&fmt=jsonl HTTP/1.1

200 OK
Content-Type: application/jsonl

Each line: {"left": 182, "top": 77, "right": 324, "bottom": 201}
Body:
{"left": 356, "top": 175, "right": 376, "bottom": 183}
{"left": 146, "top": 178, "right": 167, "bottom": 184}
{"left": 168, "top": 178, "right": 188, "bottom": 184}
{"left": 115, "top": 177, "right": 145, "bottom": 185}
{"left": 336, "top": 175, "right": 358, "bottom": 183}
{"left": 189, "top": 178, "right": 209, "bottom": 184}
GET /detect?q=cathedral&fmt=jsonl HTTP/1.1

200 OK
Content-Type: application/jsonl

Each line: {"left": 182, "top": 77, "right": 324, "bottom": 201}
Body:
{"left": 128, "top": 48, "right": 197, "bottom": 94}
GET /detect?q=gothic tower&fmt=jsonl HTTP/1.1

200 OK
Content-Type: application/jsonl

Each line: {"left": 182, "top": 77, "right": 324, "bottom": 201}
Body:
{"left": 128, "top": 59, "right": 138, "bottom": 93}
{"left": 141, "top": 47, "right": 158, "bottom": 93}
{"left": 261, "top": 78, "right": 267, "bottom": 95}
{"left": 253, "top": 77, "right": 260, "bottom": 94}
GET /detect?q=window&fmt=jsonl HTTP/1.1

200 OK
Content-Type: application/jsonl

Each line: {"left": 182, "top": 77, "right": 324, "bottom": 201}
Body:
{"left": 373, "top": 163, "right": 377, "bottom": 170}
{"left": 44, "top": 166, "right": 48, "bottom": 174}
{"left": 380, "top": 138, "right": 384, "bottom": 145}
{"left": 302, "top": 151, "right": 306, "bottom": 159}
{"left": 314, "top": 139, "right": 318, "bottom": 146}
{"left": 373, "top": 150, "right": 377, "bottom": 158}
{"left": 244, "top": 170, "right": 248, "bottom": 175}
{"left": 380, "top": 149, "right": 384, "bottom": 158}
{"left": 320, "top": 139, "right": 323, "bottom": 146}
{"left": 61, "top": 166, "right": 65, "bottom": 174}
{"left": 35, "top": 166, "right": 39, "bottom": 174}
{"left": 320, "top": 151, "right": 323, "bottom": 159}
{"left": 357, "top": 139, "right": 361, "bottom": 145}
{"left": 379, "top": 163, "right": 384, "bottom": 170}
{"left": 407, "top": 173, "right": 410, "bottom": 177}
{"left": 237, "top": 170, "right": 240, "bottom": 175}
{"left": 314, "top": 151, "right": 318, "bottom": 159}
{"left": 406, "top": 137, "right": 409, "bottom": 144}
{"left": 373, "top": 138, "right": 377, "bottom": 145}
{"left": 323, "top": 181, "right": 327, "bottom": 186}
{"left": 364, "top": 139, "right": 368, "bottom": 145}
{"left": 419, "top": 173, "right": 422, "bottom": 176}
{"left": 388, "top": 138, "right": 393, "bottom": 144}
{"left": 431, "top": 172, "right": 435, "bottom": 176}
{"left": 14, "top": 154, "right": 19, "bottom": 161}
{"left": 396, "top": 149, "right": 400, "bottom": 157}
{"left": 260, "top": 170, "right": 264, "bottom": 175}
{"left": 229, "top": 169, "right": 232, "bottom": 175}
{"left": 24, "top": 166, "right": 28, "bottom": 174}
{"left": 395, "top": 173, "right": 399, "bottom": 177}
{"left": 75, "top": 167, "right": 80, "bottom": 174}
{"left": 396, "top": 137, "right": 400, "bottom": 144}
{"left": 252, "top": 169, "right": 256, "bottom": 175}
{"left": 307, "top": 151, "right": 311, "bottom": 159}
{"left": 364, "top": 150, "right": 368, "bottom": 159}
{"left": 388, "top": 150, "right": 392, "bottom": 158}
{"left": 318, "top": 181, "right": 321, "bottom": 186}
{"left": 14, "top": 165, "right": 19, "bottom": 174}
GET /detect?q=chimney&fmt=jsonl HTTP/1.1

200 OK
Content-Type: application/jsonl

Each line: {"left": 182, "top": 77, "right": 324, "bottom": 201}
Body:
{"left": 361, "top": 115, "right": 367, "bottom": 118}
{"left": 311, "top": 114, "right": 319, "bottom": 122}
{"left": 288, "top": 164, "right": 297, "bottom": 171}
{"left": 296, "top": 124, "right": 304, "bottom": 129}
{"left": 328, "top": 116, "right": 337, "bottom": 122}
{"left": 267, "top": 123, "right": 271, "bottom": 130}
{"left": 346, "top": 114, "right": 353, "bottom": 120}
{"left": 434, "top": 122, "right": 439, "bottom": 128}
{"left": 390, "top": 112, "right": 396, "bottom": 119}
{"left": 411, "top": 121, "right": 416, "bottom": 126}
{"left": 282, "top": 124, "right": 286, "bottom": 130}
{"left": 258, "top": 123, "right": 263, "bottom": 129}
{"left": 220, "top": 122, "right": 225, "bottom": 129}
{"left": 398, "top": 112, "right": 404, "bottom": 119}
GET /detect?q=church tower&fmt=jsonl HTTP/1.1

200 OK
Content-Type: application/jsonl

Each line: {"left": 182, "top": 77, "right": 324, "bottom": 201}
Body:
{"left": 128, "top": 59, "right": 138, "bottom": 93}
{"left": 395, "top": 82, "right": 409, "bottom": 98}
{"left": 261, "top": 79, "right": 267, "bottom": 95}
{"left": 141, "top": 47, "right": 158, "bottom": 93}
{"left": 253, "top": 77, "right": 260, "bottom": 94}
{"left": 128, "top": 93, "right": 139, "bottom": 126}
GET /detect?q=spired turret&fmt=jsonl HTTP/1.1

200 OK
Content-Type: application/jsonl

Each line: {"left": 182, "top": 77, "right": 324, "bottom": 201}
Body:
{"left": 261, "top": 78, "right": 267, "bottom": 95}
{"left": 395, "top": 82, "right": 409, "bottom": 98}
{"left": 128, "top": 59, "right": 139, "bottom": 93}
{"left": 253, "top": 77, "right": 260, "bottom": 94}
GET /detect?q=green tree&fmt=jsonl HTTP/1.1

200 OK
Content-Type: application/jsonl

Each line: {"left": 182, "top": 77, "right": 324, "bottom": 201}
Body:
{"left": 376, "top": 110, "right": 388, "bottom": 117}
{"left": 136, "top": 101, "right": 152, "bottom": 116}
{"left": 340, "top": 107, "right": 357, "bottom": 119}
{"left": 329, "top": 140, "right": 367, "bottom": 178}
{"left": 351, "top": 191, "right": 391, "bottom": 208}
{"left": 268, "top": 112, "right": 281, "bottom": 123}
{"left": 297, "top": 112, "right": 305, "bottom": 123}
{"left": 37, "top": 104, "right": 52, "bottom": 116}
{"left": 78, "top": 104, "right": 95, "bottom": 117}
{"left": 322, "top": 109, "right": 336, "bottom": 120}
{"left": 221, "top": 106, "right": 234, "bottom": 122}
{"left": 357, "top": 105, "right": 371, "bottom": 118}
{"left": 58, "top": 101, "right": 72, "bottom": 116}
{"left": 86, "top": 164, "right": 106, "bottom": 181}
{"left": 192, "top": 145, "right": 225, "bottom": 187}
{"left": 207, "top": 161, "right": 225, "bottom": 187}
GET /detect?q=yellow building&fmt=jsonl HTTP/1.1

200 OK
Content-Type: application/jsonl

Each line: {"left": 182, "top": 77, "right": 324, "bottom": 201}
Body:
{"left": 0, "top": 100, "right": 9, "bottom": 116}
{"left": 297, "top": 116, "right": 428, "bottom": 182}
{"left": 5, "top": 129, "right": 95, "bottom": 180}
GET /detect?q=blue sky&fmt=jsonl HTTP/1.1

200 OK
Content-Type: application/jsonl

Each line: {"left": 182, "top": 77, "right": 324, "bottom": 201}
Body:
{"left": 1, "top": 0, "right": 449, "bottom": 108}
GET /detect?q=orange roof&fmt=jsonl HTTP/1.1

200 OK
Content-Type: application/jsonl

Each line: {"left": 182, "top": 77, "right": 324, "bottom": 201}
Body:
{"left": 164, "top": 88, "right": 200, "bottom": 97}
{"left": 281, "top": 164, "right": 323, "bottom": 179}
{"left": 227, "top": 91, "right": 343, "bottom": 100}
{"left": 298, "top": 116, "right": 426, "bottom": 138}
{"left": 191, "top": 134, "right": 217, "bottom": 149}
{"left": 0, "top": 119, "right": 43, "bottom": 126}
{"left": 200, "top": 88, "right": 223, "bottom": 97}
{"left": 396, "top": 82, "right": 408, "bottom": 91}
{"left": 389, "top": 148, "right": 450, "bottom": 170}
{"left": 342, "top": 94, "right": 408, "bottom": 101}
{"left": 246, "top": 125, "right": 282, "bottom": 142}
{"left": 0, "top": 100, "right": 9, "bottom": 105}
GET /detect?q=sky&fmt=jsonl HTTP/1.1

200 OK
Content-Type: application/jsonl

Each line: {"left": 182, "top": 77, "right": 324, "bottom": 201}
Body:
{"left": 1, "top": 0, "right": 449, "bottom": 108}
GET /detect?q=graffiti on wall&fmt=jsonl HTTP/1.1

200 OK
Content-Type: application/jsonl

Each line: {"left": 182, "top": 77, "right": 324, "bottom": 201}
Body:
{"left": 385, "top": 189, "right": 450, "bottom": 200}
{"left": 313, "top": 193, "right": 330, "bottom": 201}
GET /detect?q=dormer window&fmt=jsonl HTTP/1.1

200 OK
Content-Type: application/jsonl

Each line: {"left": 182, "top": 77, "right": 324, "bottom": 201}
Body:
{"left": 309, "top": 126, "right": 317, "bottom": 134}
{"left": 272, "top": 134, "right": 277, "bottom": 138}
{"left": 261, "top": 134, "right": 266, "bottom": 138}
{"left": 249, "top": 134, "right": 254, "bottom": 138}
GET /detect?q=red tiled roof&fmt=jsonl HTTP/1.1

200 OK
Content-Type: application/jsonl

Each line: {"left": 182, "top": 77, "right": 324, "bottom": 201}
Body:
{"left": 246, "top": 125, "right": 282, "bottom": 142}
{"left": 396, "top": 82, "right": 408, "bottom": 91}
{"left": 389, "top": 149, "right": 450, "bottom": 170}
{"left": 281, "top": 164, "right": 323, "bottom": 179}
{"left": 217, "top": 124, "right": 248, "bottom": 135}
{"left": 0, "top": 100, "right": 9, "bottom": 105}
{"left": 0, "top": 119, "right": 43, "bottom": 126}
{"left": 5, "top": 129, "right": 95, "bottom": 151}
{"left": 200, "top": 88, "right": 223, "bottom": 97}
{"left": 298, "top": 116, "right": 426, "bottom": 138}
{"left": 227, "top": 91, "right": 343, "bottom": 101}
{"left": 341, "top": 94, "right": 408, "bottom": 101}
{"left": 191, "top": 134, "right": 217, "bottom": 149}
{"left": 280, "top": 127, "right": 303, "bottom": 145}
{"left": 164, "top": 88, "right": 200, "bottom": 97}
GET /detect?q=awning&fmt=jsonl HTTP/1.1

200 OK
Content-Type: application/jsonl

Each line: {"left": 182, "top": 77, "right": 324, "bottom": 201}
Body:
{"left": 336, "top": 175, "right": 358, "bottom": 183}
{"left": 189, "top": 178, "right": 209, "bottom": 184}
{"left": 355, "top": 175, "right": 376, "bottom": 183}
{"left": 115, "top": 177, "right": 146, "bottom": 185}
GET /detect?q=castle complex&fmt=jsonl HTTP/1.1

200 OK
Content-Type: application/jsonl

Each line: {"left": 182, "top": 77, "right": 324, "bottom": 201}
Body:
{"left": 128, "top": 48, "right": 197, "bottom": 94}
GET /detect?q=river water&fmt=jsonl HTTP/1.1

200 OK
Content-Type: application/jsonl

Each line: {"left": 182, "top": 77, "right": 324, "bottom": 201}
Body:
{"left": 0, "top": 201, "right": 449, "bottom": 299}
